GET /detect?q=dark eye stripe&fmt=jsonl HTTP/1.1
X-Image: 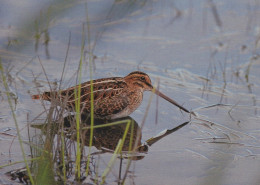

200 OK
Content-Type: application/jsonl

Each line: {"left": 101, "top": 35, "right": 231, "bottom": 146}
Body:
{"left": 133, "top": 82, "right": 144, "bottom": 88}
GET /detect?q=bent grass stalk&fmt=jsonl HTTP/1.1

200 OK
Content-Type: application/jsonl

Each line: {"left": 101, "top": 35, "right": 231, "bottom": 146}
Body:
{"left": 81, "top": 119, "right": 132, "bottom": 130}
{"left": 0, "top": 58, "right": 34, "bottom": 184}
{"left": 0, "top": 157, "right": 41, "bottom": 169}
{"left": 101, "top": 119, "right": 131, "bottom": 184}
{"left": 81, "top": 118, "right": 134, "bottom": 184}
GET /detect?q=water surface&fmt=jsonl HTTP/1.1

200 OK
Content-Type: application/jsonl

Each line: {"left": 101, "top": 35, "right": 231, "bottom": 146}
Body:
{"left": 0, "top": 0, "right": 259, "bottom": 184}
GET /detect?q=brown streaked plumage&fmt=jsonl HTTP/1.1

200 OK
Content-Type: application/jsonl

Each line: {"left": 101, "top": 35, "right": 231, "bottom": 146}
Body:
{"left": 32, "top": 71, "right": 192, "bottom": 119}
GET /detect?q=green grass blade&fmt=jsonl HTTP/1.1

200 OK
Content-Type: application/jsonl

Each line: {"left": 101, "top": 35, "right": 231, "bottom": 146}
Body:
{"left": 74, "top": 23, "right": 85, "bottom": 180}
{"left": 85, "top": 2, "right": 95, "bottom": 177}
{"left": 100, "top": 120, "right": 131, "bottom": 184}
{"left": 0, "top": 58, "right": 35, "bottom": 185}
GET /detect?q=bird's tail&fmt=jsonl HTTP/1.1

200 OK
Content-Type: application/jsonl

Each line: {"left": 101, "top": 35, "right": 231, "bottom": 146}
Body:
{"left": 31, "top": 92, "right": 51, "bottom": 101}
{"left": 31, "top": 94, "right": 41, "bottom": 99}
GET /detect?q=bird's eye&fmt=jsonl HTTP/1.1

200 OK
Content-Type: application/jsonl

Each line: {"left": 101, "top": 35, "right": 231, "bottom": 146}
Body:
{"left": 140, "top": 76, "right": 146, "bottom": 81}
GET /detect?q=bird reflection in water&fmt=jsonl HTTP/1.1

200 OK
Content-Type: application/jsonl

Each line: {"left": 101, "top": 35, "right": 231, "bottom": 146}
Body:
{"left": 63, "top": 115, "right": 148, "bottom": 158}
{"left": 32, "top": 114, "right": 189, "bottom": 159}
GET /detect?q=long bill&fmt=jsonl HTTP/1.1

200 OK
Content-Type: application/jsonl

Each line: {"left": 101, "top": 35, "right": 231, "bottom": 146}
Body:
{"left": 153, "top": 88, "right": 191, "bottom": 114}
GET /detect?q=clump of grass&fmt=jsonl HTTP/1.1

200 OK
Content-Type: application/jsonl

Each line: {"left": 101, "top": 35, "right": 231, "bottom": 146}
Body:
{"left": 28, "top": 99, "right": 140, "bottom": 184}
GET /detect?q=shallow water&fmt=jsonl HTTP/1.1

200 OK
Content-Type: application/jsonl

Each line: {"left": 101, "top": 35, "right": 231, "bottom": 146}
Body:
{"left": 0, "top": 0, "right": 260, "bottom": 184}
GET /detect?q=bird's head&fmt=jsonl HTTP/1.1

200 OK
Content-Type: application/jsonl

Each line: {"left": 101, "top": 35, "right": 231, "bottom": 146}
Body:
{"left": 124, "top": 71, "right": 192, "bottom": 114}
{"left": 124, "top": 71, "right": 153, "bottom": 91}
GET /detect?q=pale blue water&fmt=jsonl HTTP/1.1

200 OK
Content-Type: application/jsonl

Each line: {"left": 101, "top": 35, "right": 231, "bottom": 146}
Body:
{"left": 0, "top": 0, "right": 259, "bottom": 184}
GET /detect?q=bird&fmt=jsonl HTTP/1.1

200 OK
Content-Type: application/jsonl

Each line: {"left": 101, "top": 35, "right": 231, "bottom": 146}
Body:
{"left": 32, "top": 71, "right": 192, "bottom": 119}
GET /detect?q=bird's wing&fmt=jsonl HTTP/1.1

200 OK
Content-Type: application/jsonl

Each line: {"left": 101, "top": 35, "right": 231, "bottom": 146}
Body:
{"left": 92, "top": 93, "right": 129, "bottom": 118}
{"left": 63, "top": 78, "right": 128, "bottom": 115}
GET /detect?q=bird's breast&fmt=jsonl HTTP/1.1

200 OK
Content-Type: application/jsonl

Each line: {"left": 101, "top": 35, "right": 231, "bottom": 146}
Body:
{"left": 110, "top": 91, "right": 143, "bottom": 119}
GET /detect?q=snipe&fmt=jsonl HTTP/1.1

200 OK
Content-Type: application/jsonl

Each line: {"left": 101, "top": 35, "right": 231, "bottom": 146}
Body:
{"left": 32, "top": 71, "right": 192, "bottom": 119}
